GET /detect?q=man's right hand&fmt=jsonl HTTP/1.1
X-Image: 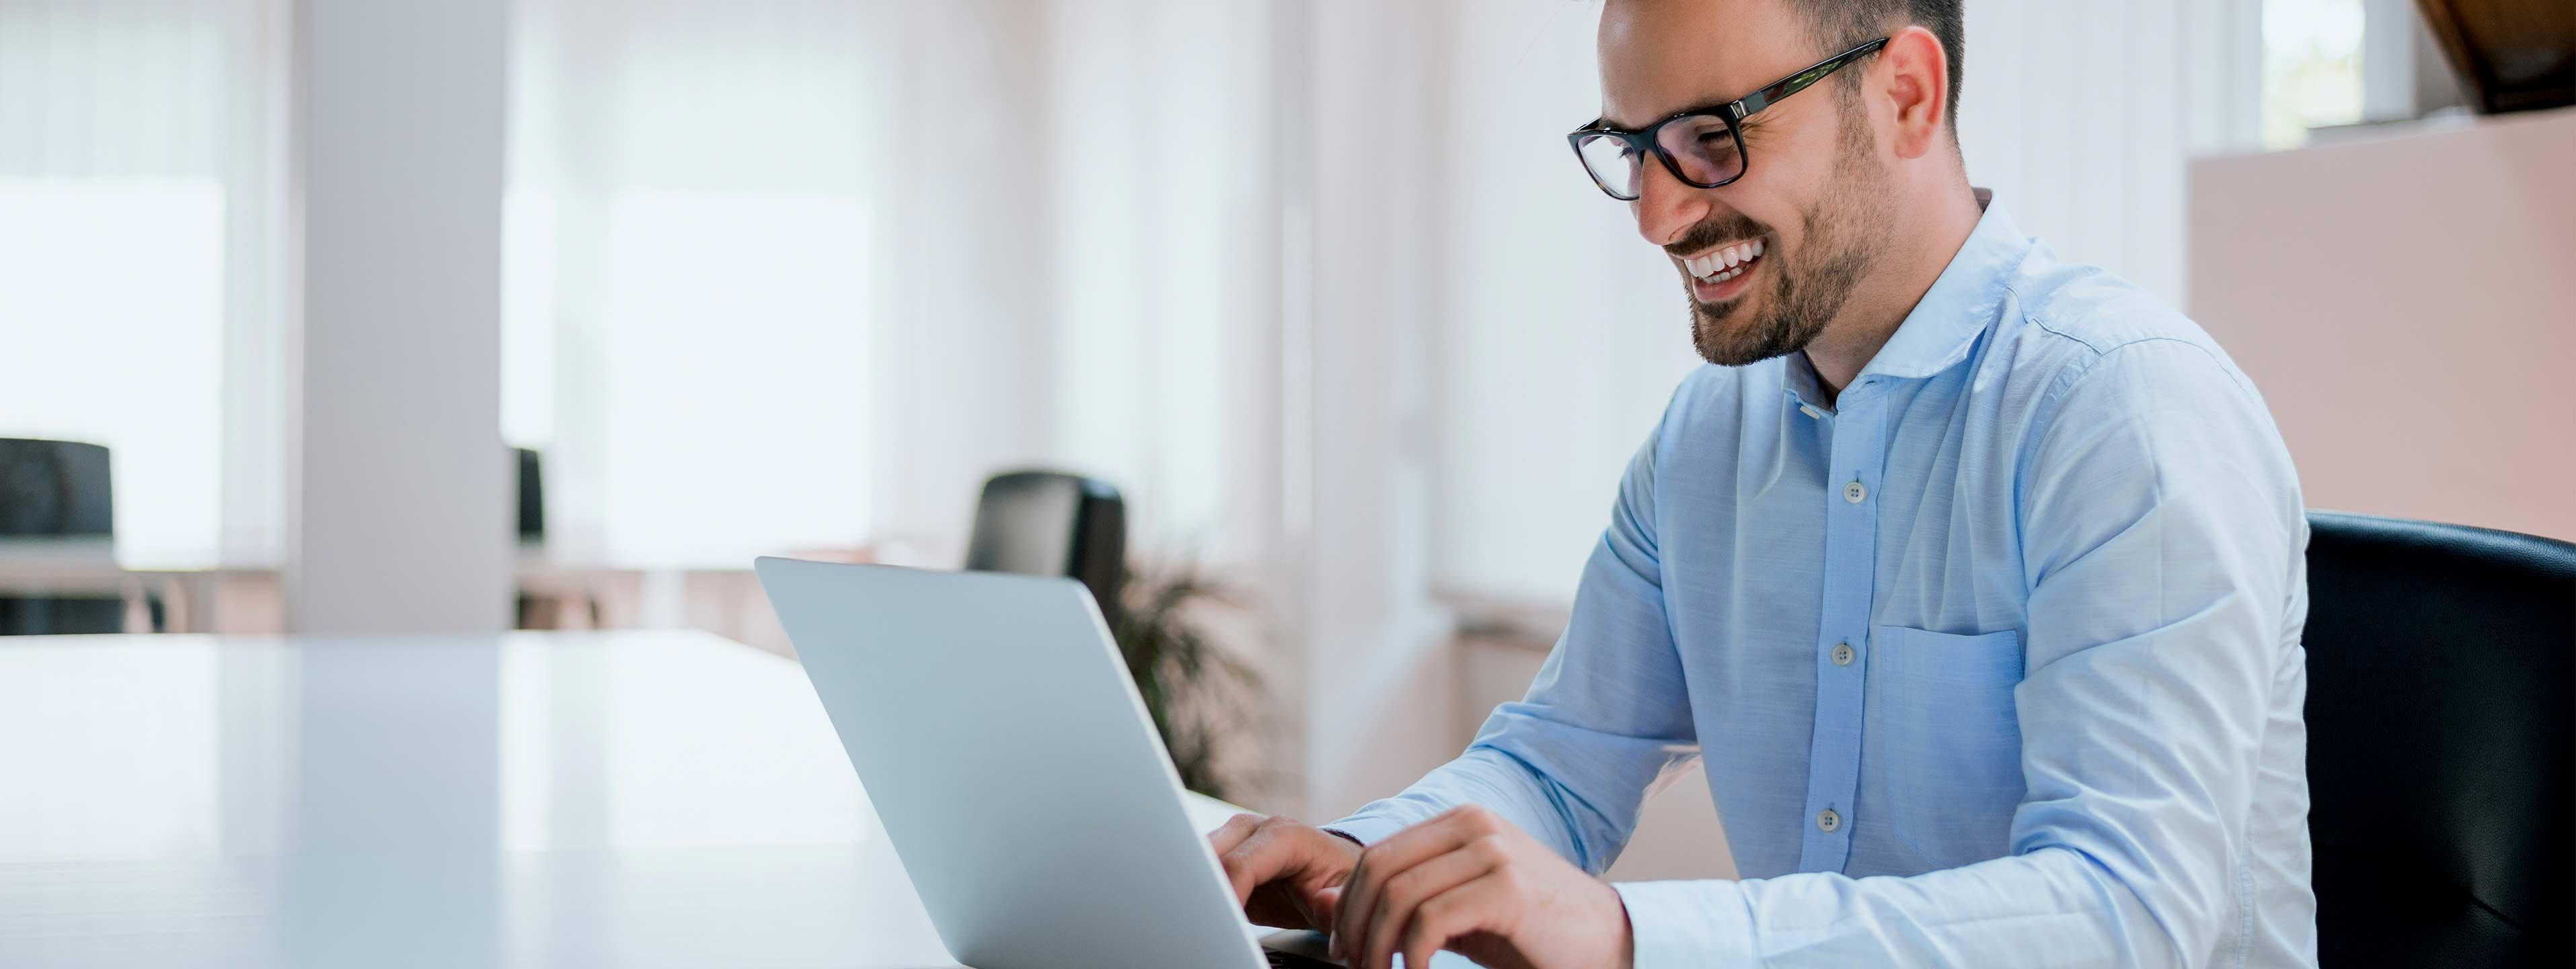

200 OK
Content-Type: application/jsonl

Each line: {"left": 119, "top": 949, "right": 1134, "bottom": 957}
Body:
{"left": 1208, "top": 812, "right": 1365, "bottom": 932}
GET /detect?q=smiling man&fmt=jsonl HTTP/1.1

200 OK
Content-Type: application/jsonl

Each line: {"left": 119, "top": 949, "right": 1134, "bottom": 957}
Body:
{"left": 1209, "top": 1, "right": 2314, "bottom": 966}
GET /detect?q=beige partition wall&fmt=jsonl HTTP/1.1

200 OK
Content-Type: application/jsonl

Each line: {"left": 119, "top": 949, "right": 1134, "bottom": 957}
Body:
{"left": 2188, "top": 108, "right": 2576, "bottom": 541}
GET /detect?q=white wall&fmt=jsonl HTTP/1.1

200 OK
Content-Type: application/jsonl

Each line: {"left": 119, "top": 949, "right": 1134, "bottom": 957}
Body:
{"left": 2189, "top": 108, "right": 2576, "bottom": 540}
{"left": 1956, "top": 0, "right": 2261, "bottom": 308}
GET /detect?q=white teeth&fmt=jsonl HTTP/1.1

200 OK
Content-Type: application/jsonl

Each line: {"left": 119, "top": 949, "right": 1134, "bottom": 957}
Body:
{"left": 1687, "top": 241, "right": 1767, "bottom": 284}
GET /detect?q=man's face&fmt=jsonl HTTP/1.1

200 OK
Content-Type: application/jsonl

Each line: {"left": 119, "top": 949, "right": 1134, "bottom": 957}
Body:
{"left": 1598, "top": 0, "right": 1895, "bottom": 367}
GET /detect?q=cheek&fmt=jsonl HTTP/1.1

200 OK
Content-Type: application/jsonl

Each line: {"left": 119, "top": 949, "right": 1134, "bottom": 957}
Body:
{"left": 1708, "top": 164, "right": 1800, "bottom": 231}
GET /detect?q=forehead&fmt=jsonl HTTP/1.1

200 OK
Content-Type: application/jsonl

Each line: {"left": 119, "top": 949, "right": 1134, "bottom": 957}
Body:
{"left": 1597, "top": 0, "right": 1812, "bottom": 127}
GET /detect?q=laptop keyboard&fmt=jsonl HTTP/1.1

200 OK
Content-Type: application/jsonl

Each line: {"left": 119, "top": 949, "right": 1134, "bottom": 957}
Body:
{"left": 1265, "top": 950, "right": 1342, "bottom": 968}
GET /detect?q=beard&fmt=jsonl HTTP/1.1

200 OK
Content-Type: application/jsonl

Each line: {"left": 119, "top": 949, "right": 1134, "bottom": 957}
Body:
{"left": 1680, "top": 106, "right": 1895, "bottom": 367}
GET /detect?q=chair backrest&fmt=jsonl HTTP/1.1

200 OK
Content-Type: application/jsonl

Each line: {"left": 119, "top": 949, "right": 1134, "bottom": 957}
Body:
{"left": 0, "top": 439, "right": 126, "bottom": 634}
{"left": 2304, "top": 511, "right": 2574, "bottom": 966}
{"left": 0, "top": 438, "right": 113, "bottom": 538}
{"left": 963, "top": 470, "right": 1125, "bottom": 620}
{"left": 516, "top": 447, "right": 545, "bottom": 542}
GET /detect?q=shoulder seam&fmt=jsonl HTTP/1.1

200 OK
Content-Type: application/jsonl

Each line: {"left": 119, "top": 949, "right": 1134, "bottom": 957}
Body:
{"left": 2010, "top": 333, "right": 2261, "bottom": 561}
{"left": 2006, "top": 279, "right": 2257, "bottom": 400}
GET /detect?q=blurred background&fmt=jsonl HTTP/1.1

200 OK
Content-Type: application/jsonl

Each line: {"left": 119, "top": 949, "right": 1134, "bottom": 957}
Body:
{"left": 2, "top": 0, "right": 2569, "bottom": 880}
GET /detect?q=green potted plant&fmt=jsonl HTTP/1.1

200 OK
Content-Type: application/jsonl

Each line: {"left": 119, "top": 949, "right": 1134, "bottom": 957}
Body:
{"left": 1106, "top": 557, "right": 1261, "bottom": 799}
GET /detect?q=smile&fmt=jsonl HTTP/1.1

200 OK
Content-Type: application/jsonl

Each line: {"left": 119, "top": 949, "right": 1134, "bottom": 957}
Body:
{"left": 1681, "top": 237, "right": 1765, "bottom": 284}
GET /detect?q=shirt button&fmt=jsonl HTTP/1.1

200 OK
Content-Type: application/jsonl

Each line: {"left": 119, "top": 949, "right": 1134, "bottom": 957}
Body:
{"left": 1843, "top": 480, "right": 1866, "bottom": 503}
{"left": 1815, "top": 808, "right": 1842, "bottom": 833}
{"left": 1830, "top": 642, "right": 1854, "bottom": 666}
{"left": 1798, "top": 404, "right": 1823, "bottom": 420}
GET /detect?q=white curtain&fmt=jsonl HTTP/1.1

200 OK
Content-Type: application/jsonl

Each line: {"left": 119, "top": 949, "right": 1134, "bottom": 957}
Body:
{"left": 0, "top": 0, "right": 291, "bottom": 565}
{"left": 508, "top": 0, "right": 1283, "bottom": 571}
{"left": 507, "top": 0, "right": 878, "bottom": 568}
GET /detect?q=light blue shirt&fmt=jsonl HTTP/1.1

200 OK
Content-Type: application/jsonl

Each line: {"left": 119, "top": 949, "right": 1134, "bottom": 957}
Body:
{"left": 1329, "top": 199, "right": 2316, "bottom": 966}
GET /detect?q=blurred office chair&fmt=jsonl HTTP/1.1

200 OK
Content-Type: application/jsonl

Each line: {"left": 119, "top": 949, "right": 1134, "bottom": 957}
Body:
{"left": 2305, "top": 511, "right": 2573, "bottom": 967}
{"left": 0, "top": 438, "right": 152, "bottom": 635}
{"left": 964, "top": 470, "right": 1125, "bottom": 618}
{"left": 513, "top": 447, "right": 603, "bottom": 629}
{"left": 517, "top": 447, "right": 545, "bottom": 543}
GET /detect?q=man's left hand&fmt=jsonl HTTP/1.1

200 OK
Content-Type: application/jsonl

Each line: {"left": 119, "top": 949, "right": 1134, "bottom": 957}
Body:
{"left": 1329, "top": 804, "right": 1634, "bottom": 969}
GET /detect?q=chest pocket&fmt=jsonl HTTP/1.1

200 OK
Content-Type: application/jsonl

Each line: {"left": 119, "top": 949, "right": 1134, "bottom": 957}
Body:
{"left": 1874, "top": 625, "right": 2025, "bottom": 869}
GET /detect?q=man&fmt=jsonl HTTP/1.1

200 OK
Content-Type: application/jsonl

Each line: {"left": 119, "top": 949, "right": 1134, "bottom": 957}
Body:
{"left": 1210, "top": 0, "right": 2314, "bottom": 966}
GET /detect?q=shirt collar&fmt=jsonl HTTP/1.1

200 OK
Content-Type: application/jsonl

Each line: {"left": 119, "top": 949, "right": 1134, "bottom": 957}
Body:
{"left": 1850, "top": 188, "right": 2031, "bottom": 382}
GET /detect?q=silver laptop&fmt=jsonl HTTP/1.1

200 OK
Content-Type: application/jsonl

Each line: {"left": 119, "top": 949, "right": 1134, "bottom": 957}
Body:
{"left": 756, "top": 558, "right": 1476, "bottom": 968}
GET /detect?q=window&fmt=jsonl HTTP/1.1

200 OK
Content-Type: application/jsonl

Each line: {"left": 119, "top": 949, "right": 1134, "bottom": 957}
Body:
{"left": 505, "top": 0, "right": 876, "bottom": 566}
{"left": 2262, "top": 0, "right": 2369, "bottom": 149}
{"left": 0, "top": 1, "right": 289, "bottom": 564}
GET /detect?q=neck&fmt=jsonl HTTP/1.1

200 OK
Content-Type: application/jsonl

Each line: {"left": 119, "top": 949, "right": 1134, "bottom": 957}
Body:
{"left": 1801, "top": 185, "right": 1985, "bottom": 404}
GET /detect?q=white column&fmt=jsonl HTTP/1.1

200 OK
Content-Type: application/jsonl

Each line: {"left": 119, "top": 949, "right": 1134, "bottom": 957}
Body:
{"left": 287, "top": 0, "right": 510, "bottom": 635}
{"left": 2361, "top": 0, "right": 2419, "bottom": 122}
{"left": 1286, "top": 0, "right": 1457, "bottom": 819}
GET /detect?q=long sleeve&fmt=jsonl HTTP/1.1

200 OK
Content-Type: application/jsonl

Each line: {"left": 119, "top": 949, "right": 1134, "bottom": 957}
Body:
{"left": 1326, "top": 412, "right": 1700, "bottom": 875}
{"left": 1614, "top": 340, "right": 2308, "bottom": 966}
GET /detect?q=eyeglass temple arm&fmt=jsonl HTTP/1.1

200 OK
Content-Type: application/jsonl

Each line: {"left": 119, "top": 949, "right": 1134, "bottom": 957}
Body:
{"left": 1735, "top": 38, "right": 1890, "bottom": 120}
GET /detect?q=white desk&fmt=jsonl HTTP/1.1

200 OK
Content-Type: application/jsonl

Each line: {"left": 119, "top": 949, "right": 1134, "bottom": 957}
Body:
{"left": 0, "top": 631, "right": 1246, "bottom": 968}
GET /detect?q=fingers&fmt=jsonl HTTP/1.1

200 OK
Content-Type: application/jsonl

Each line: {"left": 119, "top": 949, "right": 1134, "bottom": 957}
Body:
{"left": 1207, "top": 813, "right": 1262, "bottom": 859}
{"left": 1309, "top": 884, "right": 1343, "bottom": 927}
{"left": 1215, "top": 817, "right": 1295, "bottom": 906}
{"left": 1357, "top": 835, "right": 1506, "bottom": 969}
{"left": 1397, "top": 876, "right": 1504, "bottom": 969}
{"left": 1334, "top": 806, "right": 1505, "bottom": 961}
{"left": 1211, "top": 814, "right": 1358, "bottom": 933}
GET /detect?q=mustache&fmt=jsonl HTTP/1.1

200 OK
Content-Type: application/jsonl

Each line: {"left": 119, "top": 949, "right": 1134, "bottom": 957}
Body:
{"left": 1663, "top": 215, "right": 1772, "bottom": 258}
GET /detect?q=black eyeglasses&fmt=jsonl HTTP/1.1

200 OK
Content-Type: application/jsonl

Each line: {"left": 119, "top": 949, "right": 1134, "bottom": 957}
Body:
{"left": 1568, "top": 37, "right": 1889, "bottom": 201}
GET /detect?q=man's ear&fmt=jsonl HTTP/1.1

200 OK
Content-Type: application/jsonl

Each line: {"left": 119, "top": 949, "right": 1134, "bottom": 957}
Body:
{"left": 1877, "top": 25, "right": 1948, "bottom": 160}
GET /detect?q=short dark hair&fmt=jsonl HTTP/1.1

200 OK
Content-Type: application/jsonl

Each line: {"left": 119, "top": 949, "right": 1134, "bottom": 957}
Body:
{"left": 1788, "top": 0, "right": 1963, "bottom": 129}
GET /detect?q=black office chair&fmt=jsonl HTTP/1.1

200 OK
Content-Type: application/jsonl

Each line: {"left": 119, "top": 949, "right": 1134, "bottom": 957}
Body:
{"left": 0, "top": 438, "right": 145, "bottom": 635}
{"left": 2305, "top": 511, "right": 2574, "bottom": 966}
{"left": 964, "top": 470, "right": 1126, "bottom": 620}
{"left": 511, "top": 447, "right": 603, "bottom": 629}
{"left": 517, "top": 447, "right": 545, "bottom": 542}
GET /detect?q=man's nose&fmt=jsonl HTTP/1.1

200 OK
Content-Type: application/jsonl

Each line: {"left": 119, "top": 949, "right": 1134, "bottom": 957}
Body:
{"left": 1632, "top": 157, "right": 1713, "bottom": 249}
